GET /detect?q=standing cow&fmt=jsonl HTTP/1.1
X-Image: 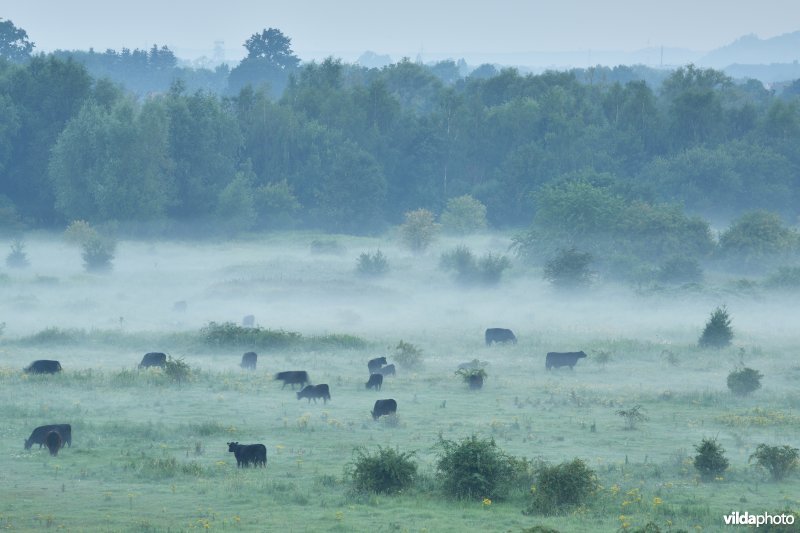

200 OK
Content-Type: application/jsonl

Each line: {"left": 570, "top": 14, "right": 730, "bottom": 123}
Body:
{"left": 296, "top": 384, "right": 331, "bottom": 404}
{"left": 25, "top": 424, "right": 72, "bottom": 449}
{"left": 241, "top": 351, "right": 258, "bottom": 370}
{"left": 24, "top": 360, "right": 62, "bottom": 374}
{"left": 227, "top": 442, "right": 267, "bottom": 468}
{"left": 367, "top": 357, "right": 387, "bottom": 374}
{"left": 365, "top": 373, "right": 383, "bottom": 391}
{"left": 371, "top": 399, "right": 398, "bottom": 420}
{"left": 45, "top": 431, "right": 62, "bottom": 456}
{"left": 139, "top": 352, "right": 167, "bottom": 369}
{"left": 378, "top": 364, "right": 396, "bottom": 377}
{"left": 485, "top": 328, "right": 517, "bottom": 345}
{"left": 545, "top": 351, "right": 587, "bottom": 370}
{"left": 275, "top": 371, "right": 310, "bottom": 389}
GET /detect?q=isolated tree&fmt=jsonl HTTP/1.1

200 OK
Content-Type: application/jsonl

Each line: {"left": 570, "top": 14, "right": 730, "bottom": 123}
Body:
{"left": 698, "top": 306, "right": 733, "bottom": 349}
{"left": 244, "top": 28, "right": 300, "bottom": 69}
{"left": 229, "top": 28, "right": 300, "bottom": 96}
{"left": 0, "top": 19, "right": 34, "bottom": 63}
{"left": 400, "top": 209, "right": 439, "bottom": 252}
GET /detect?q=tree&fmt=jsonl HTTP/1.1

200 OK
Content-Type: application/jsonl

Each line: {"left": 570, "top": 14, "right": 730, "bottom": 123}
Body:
{"left": 244, "top": 28, "right": 300, "bottom": 69}
{"left": 400, "top": 209, "right": 439, "bottom": 252}
{"left": 216, "top": 170, "right": 257, "bottom": 234}
{"left": 229, "top": 28, "right": 300, "bottom": 96}
{"left": 693, "top": 437, "right": 729, "bottom": 481}
{"left": 440, "top": 195, "right": 487, "bottom": 234}
{"left": 698, "top": 306, "right": 733, "bottom": 349}
{"left": 543, "top": 248, "right": 593, "bottom": 289}
{"left": 0, "top": 19, "right": 34, "bottom": 63}
{"left": 717, "top": 211, "right": 798, "bottom": 270}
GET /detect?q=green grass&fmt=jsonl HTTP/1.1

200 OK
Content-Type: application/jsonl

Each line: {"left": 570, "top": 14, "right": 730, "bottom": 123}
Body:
{"left": 0, "top": 234, "right": 797, "bottom": 531}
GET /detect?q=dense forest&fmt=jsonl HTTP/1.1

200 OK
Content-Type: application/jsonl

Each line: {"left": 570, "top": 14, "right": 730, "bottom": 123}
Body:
{"left": 2, "top": 23, "right": 800, "bottom": 275}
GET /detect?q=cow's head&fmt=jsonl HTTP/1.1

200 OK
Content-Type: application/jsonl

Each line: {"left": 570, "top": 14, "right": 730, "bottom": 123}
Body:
{"left": 578, "top": 351, "right": 587, "bottom": 358}
{"left": 227, "top": 442, "right": 239, "bottom": 452}
{"left": 24, "top": 438, "right": 32, "bottom": 450}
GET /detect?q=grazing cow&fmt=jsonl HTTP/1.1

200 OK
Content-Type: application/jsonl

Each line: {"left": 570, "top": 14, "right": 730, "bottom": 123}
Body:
{"left": 227, "top": 442, "right": 267, "bottom": 468}
{"left": 296, "top": 384, "right": 331, "bottom": 404}
{"left": 365, "top": 373, "right": 383, "bottom": 391}
{"left": 45, "top": 431, "right": 62, "bottom": 456}
{"left": 139, "top": 352, "right": 167, "bottom": 369}
{"left": 25, "top": 424, "right": 72, "bottom": 449}
{"left": 485, "top": 328, "right": 517, "bottom": 345}
{"left": 275, "top": 371, "right": 310, "bottom": 390}
{"left": 24, "top": 360, "right": 62, "bottom": 374}
{"left": 241, "top": 351, "right": 257, "bottom": 370}
{"left": 371, "top": 399, "right": 398, "bottom": 420}
{"left": 545, "top": 351, "right": 587, "bottom": 370}
{"left": 172, "top": 300, "right": 187, "bottom": 312}
{"left": 242, "top": 315, "right": 255, "bottom": 327}
{"left": 378, "top": 364, "right": 396, "bottom": 377}
{"left": 367, "top": 356, "right": 387, "bottom": 374}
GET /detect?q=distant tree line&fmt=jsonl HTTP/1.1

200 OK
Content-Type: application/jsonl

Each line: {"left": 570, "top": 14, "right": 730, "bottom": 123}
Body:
{"left": 1, "top": 22, "right": 800, "bottom": 251}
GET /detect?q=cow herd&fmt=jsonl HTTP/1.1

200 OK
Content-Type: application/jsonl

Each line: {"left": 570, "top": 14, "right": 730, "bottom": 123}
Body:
{"left": 20, "top": 327, "right": 585, "bottom": 469}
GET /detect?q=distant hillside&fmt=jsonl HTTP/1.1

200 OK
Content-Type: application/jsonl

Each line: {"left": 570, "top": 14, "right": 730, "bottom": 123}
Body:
{"left": 700, "top": 31, "right": 800, "bottom": 68}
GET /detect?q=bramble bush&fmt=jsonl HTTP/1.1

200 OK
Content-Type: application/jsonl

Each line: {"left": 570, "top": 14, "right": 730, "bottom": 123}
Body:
{"left": 525, "top": 458, "right": 597, "bottom": 515}
{"left": 693, "top": 437, "right": 729, "bottom": 481}
{"left": 435, "top": 435, "right": 532, "bottom": 500}
{"left": 726, "top": 367, "right": 762, "bottom": 396}
{"left": 749, "top": 444, "right": 799, "bottom": 481}
{"left": 348, "top": 446, "right": 417, "bottom": 494}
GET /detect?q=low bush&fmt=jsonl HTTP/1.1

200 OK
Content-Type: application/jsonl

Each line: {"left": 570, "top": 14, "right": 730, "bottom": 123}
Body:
{"left": 435, "top": 435, "right": 532, "bottom": 500}
{"left": 616, "top": 405, "right": 647, "bottom": 430}
{"left": 693, "top": 437, "right": 729, "bottom": 481}
{"left": 400, "top": 208, "right": 439, "bottom": 252}
{"left": 392, "top": 340, "right": 424, "bottom": 369}
{"left": 348, "top": 446, "right": 417, "bottom": 494}
{"left": 727, "top": 367, "right": 762, "bottom": 396}
{"left": 164, "top": 356, "right": 192, "bottom": 383}
{"left": 749, "top": 444, "right": 799, "bottom": 481}
{"left": 440, "top": 195, "right": 487, "bottom": 235}
{"left": 82, "top": 236, "right": 116, "bottom": 273}
{"left": 525, "top": 458, "right": 597, "bottom": 515}
{"left": 6, "top": 238, "right": 29, "bottom": 268}
{"left": 439, "top": 245, "right": 510, "bottom": 285}
{"left": 356, "top": 250, "right": 389, "bottom": 278}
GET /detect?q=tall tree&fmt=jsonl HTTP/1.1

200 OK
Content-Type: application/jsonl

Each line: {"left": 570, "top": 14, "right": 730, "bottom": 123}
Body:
{"left": 228, "top": 28, "right": 300, "bottom": 97}
{"left": 0, "top": 19, "right": 34, "bottom": 63}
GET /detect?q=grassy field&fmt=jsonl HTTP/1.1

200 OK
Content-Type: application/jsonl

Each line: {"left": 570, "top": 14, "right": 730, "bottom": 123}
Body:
{"left": 0, "top": 233, "right": 798, "bottom": 532}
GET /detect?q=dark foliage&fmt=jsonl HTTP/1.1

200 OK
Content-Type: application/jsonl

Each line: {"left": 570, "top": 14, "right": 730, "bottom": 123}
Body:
{"left": 698, "top": 306, "right": 733, "bottom": 348}
{"left": 525, "top": 458, "right": 598, "bottom": 515}
{"left": 348, "top": 446, "right": 417, "bottom": 494}
{"left": 693, "top": 437, "right": 729, "bottom": 481}
{"left": 726, "top": 367, "right": 763, "bottom": 396}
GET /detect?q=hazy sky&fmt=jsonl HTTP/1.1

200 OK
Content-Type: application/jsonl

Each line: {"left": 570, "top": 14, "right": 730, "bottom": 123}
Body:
{"left": 3, "top": 0, "right": 799, "bottom": 62}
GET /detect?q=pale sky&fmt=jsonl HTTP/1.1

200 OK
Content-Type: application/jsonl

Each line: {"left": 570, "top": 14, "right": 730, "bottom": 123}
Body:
{"left": 3, "top": 0, "right": 799, "bottom": 62}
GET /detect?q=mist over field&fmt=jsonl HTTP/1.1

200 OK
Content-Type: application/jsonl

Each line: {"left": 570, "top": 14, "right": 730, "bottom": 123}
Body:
{"left": 1, "top": 11, "right": 800, "bottom": 533}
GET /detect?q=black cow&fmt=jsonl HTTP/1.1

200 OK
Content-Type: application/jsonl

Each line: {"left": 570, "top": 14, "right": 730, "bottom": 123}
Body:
{"left": 275, "top": 371, "right": 310, "bottom": 390}
{"left": 45, "top": 431, "right": 62, "bottom": 456}
{"left": 365, "top": 373, "right": 383, "bottom": 391}
{"left": 367, "top": 357, "right": 387, "bottom": 374}
{"left": 241, "top": 351, "right": 257, "bottom": 370}
{"left": 297, "top": 384, "right": 331, "bottom": 404}
{"left": 546, "top": 351, "right": 587, "bottom": 370}
{"left": 25, "top": 424, "right": 72, "bottom": 449}
{"left": 378, "top": 364, "right": 396, "bottom": 377}
{"left": 242, "top": 315, "right": 255, "bottom": 327}
{"left": 485, "top": 328, "right": 517, "bottom": 345}
{"left": 371, "top": 399, "right": 397, "bottom": 420}
{"left": 227, "top": 442, "right": 267, "bottom": 468}
{"left": 24, "top": 360, "right": 62, "bottom": 374}
{"left": 139, "top": 352, "right": 166, "bottom": 369}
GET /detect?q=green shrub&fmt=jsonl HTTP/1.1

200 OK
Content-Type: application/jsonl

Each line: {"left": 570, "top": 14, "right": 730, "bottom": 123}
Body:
{"left": 749, "top": 444, "right": 799, "bottom": 481}
{"left": 435, "top": 435, "right": 531, "bottom": 500}
{"left": 82, "top": 236, "right": 116, "bottom": 273}
{"left": 348, "top": 446, "right": 417, "bottom": 494}
{"left": 717, "top": 210, "right": 798, "bottom": 270}
{"left": 64, "top": 220, "right": 98, "bottom": 246}
{"left": 356, "top": 250, "right": 389, "bottom": 278}
{"left": 727, "top": 367, "right": 762, "bottom": 396}
{"left": 455, "top": 367, "right": 487, "bottom": 389}
{"left": 440, "top": 195, "right": 487, "bottom": 235}
{"left": 400, "top": 208, "right": 439, "bottom": 252}
{"left": 6, "top": 238, "right": 29, "bottom": 268}
{"left": 164, "top": 356, "right": 192, "bottom": 383}
{"left": 698, "top": 306, "right": 733, "bottom": 348}
{"left": 657, "top": 256, "right": 703, "bottom": 283}
{"left": 693, "top": 437, "right": 729, "bottom": 481}
{"left": 543, "top": 248, "right": 593, "bottom": 289}
{"left": 616, "top": 405, "right": 648, "bottom": 430}
{"left": 440, "top": 246, "right": 510, "bottom": 285}
{"left": 525, "top": 458, "right": 598, "bottom": 515}
{"left": 392, "top": 340, "right": 424, "bottom": 369}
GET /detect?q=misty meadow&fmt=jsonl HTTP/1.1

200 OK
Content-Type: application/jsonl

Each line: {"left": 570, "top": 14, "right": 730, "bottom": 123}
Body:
{"left": 1, "top": 19, "right": 799, "bottom": 533}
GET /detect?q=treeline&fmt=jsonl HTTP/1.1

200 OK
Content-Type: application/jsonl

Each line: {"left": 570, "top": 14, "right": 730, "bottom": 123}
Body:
{"left": 1, "top": 30, "right": 800, "bottom": 244}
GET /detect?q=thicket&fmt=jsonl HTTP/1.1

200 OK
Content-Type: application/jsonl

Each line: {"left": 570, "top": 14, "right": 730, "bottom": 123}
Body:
{"left": 348, "top": 446, "right": 417, "bottom": 494}
{"left": 525, "top": 459, "right": 598, "bottom": 515}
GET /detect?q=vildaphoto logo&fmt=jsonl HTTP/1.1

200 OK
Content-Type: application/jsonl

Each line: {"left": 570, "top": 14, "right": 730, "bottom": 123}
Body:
{"left": 723, "top": 511, "right": 795, "bottom": 527}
